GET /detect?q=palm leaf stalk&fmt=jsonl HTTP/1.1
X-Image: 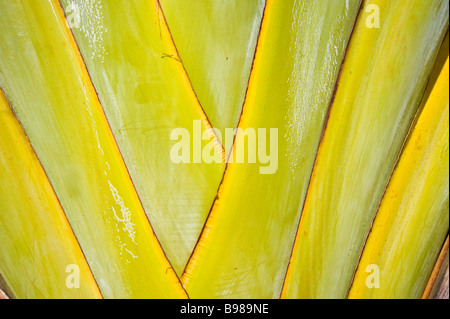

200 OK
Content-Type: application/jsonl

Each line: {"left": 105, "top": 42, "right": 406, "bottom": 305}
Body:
{"left": 0, "top": 0, "right": 448, "bottom": 299}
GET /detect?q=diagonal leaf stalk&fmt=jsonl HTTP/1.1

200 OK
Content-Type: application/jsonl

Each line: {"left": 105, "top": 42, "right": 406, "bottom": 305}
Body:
{"left": 0, "top": 90, "right": 102, "bottom": 299}
{"left": 181, "top": 0, "right": 362, "bottom": 299}
{"left": 282, "top": 0, "right": 449, "bottom": 299}
{"left": 59, "top": 0, "right": 226, "bottom": 275}
{"left": 0, "top": 0, "right": 186, "bottom": 298}
{"left": 348, "top": 31, "right": 449, "bottom": 299}
{"left": 348, "top": 57, "right": 449, "bottom": 299}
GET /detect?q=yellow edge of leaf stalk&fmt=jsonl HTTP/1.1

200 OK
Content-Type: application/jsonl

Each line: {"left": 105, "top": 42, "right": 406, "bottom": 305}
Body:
{"left": 422, "top": 236, "right": 449, "bottom": 299}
